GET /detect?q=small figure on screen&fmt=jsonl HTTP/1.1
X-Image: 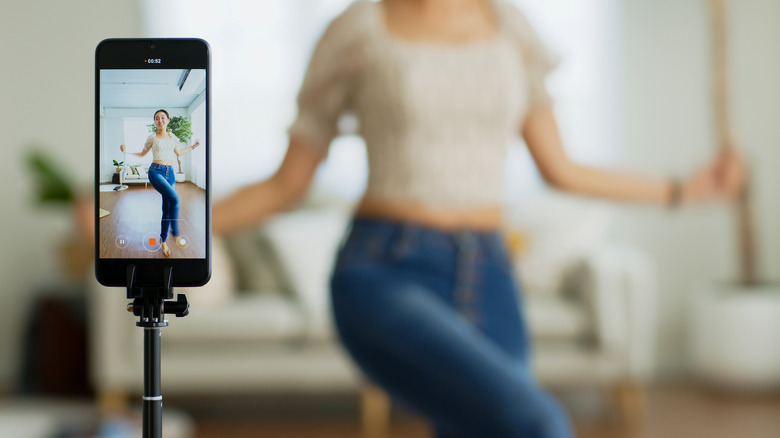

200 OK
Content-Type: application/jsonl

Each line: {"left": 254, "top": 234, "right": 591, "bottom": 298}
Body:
{"left": 121, "top": 109, "right": 199, "bottom": 257}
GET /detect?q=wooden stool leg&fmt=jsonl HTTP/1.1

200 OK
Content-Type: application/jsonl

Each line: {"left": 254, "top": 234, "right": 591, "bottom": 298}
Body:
{"left": 97, "top": 387, "right": 129, "bottom": 416}
{"left": 613, "top": 381, "right": 646, "bottom": 428}
{"left": 361, "top": 384, "right": 391, "bottom": 438}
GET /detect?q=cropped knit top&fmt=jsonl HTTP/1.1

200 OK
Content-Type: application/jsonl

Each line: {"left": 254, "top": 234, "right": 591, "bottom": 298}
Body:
{"left": 288, "top": 0, "right": 557, "bottom": 208}
{"left": 144, "top": 134, "right": 180, "bottom": 163}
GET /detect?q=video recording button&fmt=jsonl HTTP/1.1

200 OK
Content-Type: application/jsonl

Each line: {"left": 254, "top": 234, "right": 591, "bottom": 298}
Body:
{"left": 142, "top": 232, "right": 162, "bottom": 252}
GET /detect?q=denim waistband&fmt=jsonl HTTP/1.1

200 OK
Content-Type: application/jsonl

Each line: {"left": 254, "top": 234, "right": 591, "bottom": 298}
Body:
{"left": 149, "top": 163, "right": 173, "bottom": 170}
{"left": 348, "top": 216, "right": 504, "bottom": 253}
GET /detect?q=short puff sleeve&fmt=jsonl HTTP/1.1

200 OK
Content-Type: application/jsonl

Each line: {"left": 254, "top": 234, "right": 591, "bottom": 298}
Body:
{"left": 287, "top": 2, "right": 368, "bottom": 153}
{"left": 143, "top": 135, "right": 155, "bottom": 153}
{"left": 500, "top": 3, "right": 559, "bottom": 111}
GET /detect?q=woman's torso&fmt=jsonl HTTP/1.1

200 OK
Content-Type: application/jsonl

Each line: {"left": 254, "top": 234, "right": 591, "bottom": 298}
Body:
{"left": 149, "top": 134, "right": 179, "bottom": 166}
{"left": 297, "top": 1, "right": 550, "bottom": 230}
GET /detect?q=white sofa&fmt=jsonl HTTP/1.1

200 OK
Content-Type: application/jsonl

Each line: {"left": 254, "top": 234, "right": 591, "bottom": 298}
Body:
{"left": 119, "top": 165, "right": 149, "bottom": 187}
{"left": 88, "top": 195, "right": 657, "bottom": 431}
{"left": 119, "top": 165, "right": 185, "bottom": 187}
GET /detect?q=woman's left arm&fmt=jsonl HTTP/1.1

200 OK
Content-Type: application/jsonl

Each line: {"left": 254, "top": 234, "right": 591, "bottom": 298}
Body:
{"left": 175, "top": 140, "right": 200, "bottom": 156}
{"left": 522, "top": 107, "right": 745, "bottom": 205}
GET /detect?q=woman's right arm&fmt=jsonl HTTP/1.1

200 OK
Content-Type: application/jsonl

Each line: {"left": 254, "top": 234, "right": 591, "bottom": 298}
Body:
{"left": 212, "top": 136, "right": 326, "bottom": 236}
{"left": 213, "top": 3, "right": 365, "bottom": 235}
{"left": 120, "top": 143, "right": 149, "bottom": 157}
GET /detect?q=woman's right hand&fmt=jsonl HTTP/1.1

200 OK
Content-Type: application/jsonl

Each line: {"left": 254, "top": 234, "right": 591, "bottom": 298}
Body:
{"left": 120, "top": 144, "right": 126, "bottom": 152}
{"left": 682, "top": 146, "right": 746, "bottom": 203}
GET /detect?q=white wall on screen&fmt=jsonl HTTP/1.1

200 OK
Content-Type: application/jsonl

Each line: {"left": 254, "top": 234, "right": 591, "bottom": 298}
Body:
{"left": 189, "top": 99, "right": 207, "bottom": 189}
{"left": 101, "top": 118, "right": 126, "bottom": 183}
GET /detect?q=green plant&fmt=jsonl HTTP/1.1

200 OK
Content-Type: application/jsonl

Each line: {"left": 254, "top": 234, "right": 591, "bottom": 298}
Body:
{"left": 26, "top": 148, "right": 75, "bottom": 205}
{"left": 148, "top": 115, "right": 193, "bottom": 144}
{"left": 112, "top": 159, "right": 124, "bottom": 167}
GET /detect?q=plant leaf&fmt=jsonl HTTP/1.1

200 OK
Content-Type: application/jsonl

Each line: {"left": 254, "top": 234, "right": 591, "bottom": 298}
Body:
{"left": 26, "top": 148, "right": 75, "bottom": 205}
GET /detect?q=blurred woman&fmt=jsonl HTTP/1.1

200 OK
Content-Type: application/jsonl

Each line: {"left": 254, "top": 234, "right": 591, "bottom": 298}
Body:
{"left": 215, "top": 1, "right": 743, "bottom": 436}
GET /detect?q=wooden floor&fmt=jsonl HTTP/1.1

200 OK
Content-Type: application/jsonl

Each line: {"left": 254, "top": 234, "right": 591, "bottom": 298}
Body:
{"left": 99, "top": 183, "right": 205, "bottom": 258}
{"left": 181, "top": 385, "right": 780, "bottom": 438}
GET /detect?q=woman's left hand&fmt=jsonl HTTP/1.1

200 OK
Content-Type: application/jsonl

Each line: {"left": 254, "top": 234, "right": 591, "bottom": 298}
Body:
{"left": 682, "top": 146, "right": 746, "bottom": 203}
{"left": 192, "top": 140, "right": 200, "bottom": 149}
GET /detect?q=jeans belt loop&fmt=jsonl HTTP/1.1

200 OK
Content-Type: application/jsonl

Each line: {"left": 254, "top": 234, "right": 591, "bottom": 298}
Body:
{"left": 399, "top": 222, "right": 417, "bottom": 255}
{"left": 455, "top": 229, "right": 476, "bottom": 252}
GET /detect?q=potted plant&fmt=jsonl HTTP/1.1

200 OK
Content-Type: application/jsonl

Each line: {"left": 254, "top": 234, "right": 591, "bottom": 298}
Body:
{"left": 113, "top": 159, "right": 124, "bottom": 173}
{"left": 26, "top": 149, "right": 93, "bottom": 279}
{"left": 688, "top": 0, "right": 780, "bottom": 391}
{"left": 148, "top": 115, "right": 192, "bottom": 174}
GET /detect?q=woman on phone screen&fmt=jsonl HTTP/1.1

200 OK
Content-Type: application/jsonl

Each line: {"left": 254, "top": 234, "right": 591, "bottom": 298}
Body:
{"left": 214, "top": 1, "right": 744, "bottom": 436}
{"left": 121, "top": 109, "right": 199, "bottom": 257}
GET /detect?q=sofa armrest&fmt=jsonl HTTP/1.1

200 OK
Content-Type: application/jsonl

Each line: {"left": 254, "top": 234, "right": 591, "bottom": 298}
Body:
{"left": 574, "top": 244, "right": 657, "bottom": 380}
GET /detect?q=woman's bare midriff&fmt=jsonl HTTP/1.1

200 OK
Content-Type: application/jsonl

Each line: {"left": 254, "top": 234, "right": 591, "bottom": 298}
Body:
{"left": 354, "top": 197, "right": 503, "bottom": 231}
{"left": 153, "top": 160, "right": 174, "bottom": 166}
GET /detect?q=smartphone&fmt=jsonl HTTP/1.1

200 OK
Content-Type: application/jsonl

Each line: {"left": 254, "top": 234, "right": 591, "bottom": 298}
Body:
{"left": 95, "top": 39, "right": 211, "bottom": 287}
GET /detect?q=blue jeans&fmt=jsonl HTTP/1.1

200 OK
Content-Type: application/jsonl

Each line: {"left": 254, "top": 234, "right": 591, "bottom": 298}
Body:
{"left": 147, "top": 163, "right": 179, "bottom": 242}
{"left": 330, "top": 218, "right": 573, "bottom": 438}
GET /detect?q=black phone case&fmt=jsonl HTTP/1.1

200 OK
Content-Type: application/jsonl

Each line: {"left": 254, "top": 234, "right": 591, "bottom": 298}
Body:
{"left": 95, "top": 39, "right": 211, "bottom": 287}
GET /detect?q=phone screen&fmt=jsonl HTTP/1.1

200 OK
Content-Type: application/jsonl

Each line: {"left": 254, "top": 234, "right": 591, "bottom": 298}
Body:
{"left": 96, "top": 39, "right": 210, "bottom": 286}
{"left": 98, "top": 69, "right": 207, "bottom": 258}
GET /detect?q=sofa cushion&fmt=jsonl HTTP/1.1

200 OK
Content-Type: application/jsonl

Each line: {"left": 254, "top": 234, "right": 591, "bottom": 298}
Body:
{"left": 223, "top": 228, "right": 294, "bottom": 298}
{"left": 532, "top": 343, "right": 623, "bottom": 385}
{"left": 162, "top": 294, "right": 306, "bottom": 344}
{"left": 262, "top": 207, "right": 351, "bottom": 342}
{"left": 524, "top": 296, "right": 592, "bottom": 342}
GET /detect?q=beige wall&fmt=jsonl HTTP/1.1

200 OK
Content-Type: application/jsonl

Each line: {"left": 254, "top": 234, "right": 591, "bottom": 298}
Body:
{"left": 0, "top": 0, "right": 141, "bottom": 387}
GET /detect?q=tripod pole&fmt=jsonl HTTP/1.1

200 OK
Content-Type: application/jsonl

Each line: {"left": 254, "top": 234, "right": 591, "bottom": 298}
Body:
{"left": 143, "top": 325, "right": 163, "bottom": 438}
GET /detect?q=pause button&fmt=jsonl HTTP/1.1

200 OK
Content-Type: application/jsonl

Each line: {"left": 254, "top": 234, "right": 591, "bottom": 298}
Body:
{"left": 116, "top": 235, "right": 129, "bottom": 249}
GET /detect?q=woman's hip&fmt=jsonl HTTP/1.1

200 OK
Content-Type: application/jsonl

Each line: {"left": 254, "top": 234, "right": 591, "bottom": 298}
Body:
{"left": 331, "top": 217, "right": 520, "bottom": 300}
{"left": 148, "top": 163, "right": 174, "bottom": 176}
{"left": 148, "top": 164, "right": 177, "bottom": 187}
{"left": 330, "top": 217, "right": 529, "bottom": 358}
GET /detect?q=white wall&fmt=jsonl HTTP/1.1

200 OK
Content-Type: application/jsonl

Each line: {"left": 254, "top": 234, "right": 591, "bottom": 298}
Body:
{"left": 0, "top": 0, "right": 141, "bottom": 388}
{"left": 611, "top": 0, "right": 780, "bottom": 376}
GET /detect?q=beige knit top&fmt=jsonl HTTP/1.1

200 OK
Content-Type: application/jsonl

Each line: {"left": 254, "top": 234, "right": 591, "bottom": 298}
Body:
{"left": 144, "top": 134, "right": 180, "bottom": 163}
{"left": 288, "top": 0, "right": 557, "bottom": 208}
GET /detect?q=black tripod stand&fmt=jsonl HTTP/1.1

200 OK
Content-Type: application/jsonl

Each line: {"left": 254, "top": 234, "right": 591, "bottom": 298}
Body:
{"left": 126, "top": 265, "right": 189, "bottom": 438}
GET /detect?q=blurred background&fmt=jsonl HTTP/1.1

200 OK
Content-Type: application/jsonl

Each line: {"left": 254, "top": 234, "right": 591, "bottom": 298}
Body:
{"left": 2, "top": 0, "right": 780, "bottom": 437}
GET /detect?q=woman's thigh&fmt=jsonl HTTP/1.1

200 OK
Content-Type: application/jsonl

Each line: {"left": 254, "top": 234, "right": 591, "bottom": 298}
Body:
{"left": 331, "top": 266, "right": 570, "bottom": 438}
{"left": 148, "top": 168, "right": 171, "bottom": 194}
{"left": 474, "top": 235, "right": 532, "bottom": 366}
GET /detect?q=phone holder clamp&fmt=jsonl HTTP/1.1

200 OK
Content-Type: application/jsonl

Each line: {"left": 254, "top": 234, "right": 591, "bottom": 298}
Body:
{"left": 126, "top": 265, "right": 190, "bottom": 325}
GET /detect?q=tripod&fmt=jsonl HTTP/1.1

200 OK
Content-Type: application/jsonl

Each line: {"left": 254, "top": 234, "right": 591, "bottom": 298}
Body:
{"left": 126, "top": 265, "right": 189, "bottom": 438}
